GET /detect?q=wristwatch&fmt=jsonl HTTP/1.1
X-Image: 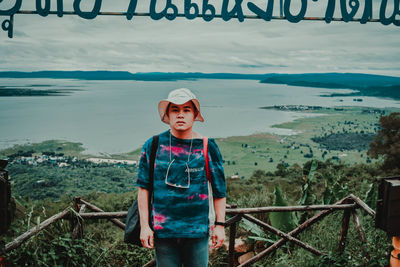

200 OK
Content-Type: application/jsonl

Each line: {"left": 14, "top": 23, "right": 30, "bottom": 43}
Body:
{"left": 215, "top": 221, "right": 225, "bottom": 227}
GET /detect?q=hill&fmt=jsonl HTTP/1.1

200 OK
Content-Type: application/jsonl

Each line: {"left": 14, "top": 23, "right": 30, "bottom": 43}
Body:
{"left": 260, "top": 73, "right": 400, "bottom": 100}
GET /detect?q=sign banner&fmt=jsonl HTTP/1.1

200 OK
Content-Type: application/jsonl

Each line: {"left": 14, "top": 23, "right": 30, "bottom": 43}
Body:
{"left": 1, "top": 0, "right": 399, "bottom": 38}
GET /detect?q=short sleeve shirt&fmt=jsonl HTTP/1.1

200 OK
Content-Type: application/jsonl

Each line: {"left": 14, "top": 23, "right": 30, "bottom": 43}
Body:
{"left": 136, "top": 130, "right": 226, "bottom": 238}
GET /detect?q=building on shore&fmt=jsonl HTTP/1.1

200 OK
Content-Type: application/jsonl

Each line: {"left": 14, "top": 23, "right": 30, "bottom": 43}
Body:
{"left": 86, "top": 158, "right": 137, "bottom": 166}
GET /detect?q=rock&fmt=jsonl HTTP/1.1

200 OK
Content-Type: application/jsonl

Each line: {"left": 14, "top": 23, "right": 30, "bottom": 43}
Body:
{"left": 238, "top": 251, "right": 255, "bottom": 264}
{"left": 234, "top": 238, "right": 248, "bottom": 253}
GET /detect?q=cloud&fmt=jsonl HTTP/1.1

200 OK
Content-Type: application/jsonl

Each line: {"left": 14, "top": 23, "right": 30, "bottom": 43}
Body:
{"left": 0, "top": 0, "right": 399, "bottom": 75}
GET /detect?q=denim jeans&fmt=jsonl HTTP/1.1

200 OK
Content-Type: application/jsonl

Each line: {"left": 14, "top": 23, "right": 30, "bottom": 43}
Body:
{"left": 155, "top": 236, "right": 209, "bottom": 267}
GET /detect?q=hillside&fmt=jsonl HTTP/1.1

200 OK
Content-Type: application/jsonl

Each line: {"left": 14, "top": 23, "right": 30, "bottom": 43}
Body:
{"left": 260, "top": 73, "right": 400, "bottom": 100}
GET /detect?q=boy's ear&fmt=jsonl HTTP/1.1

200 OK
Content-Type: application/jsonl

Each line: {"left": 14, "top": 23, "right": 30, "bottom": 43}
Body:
{"left": 165, "top": 103, "right": 171, "bottom": 118}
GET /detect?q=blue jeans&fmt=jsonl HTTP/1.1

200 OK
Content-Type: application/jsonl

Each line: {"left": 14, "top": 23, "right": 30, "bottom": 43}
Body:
{"left": 155, "top": 236, "right": 209, "bottom": 267}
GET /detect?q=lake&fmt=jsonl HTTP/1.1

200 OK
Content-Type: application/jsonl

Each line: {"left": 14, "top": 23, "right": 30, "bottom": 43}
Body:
{"left": 1, "top": 78, "right": 400, "bottom": 155}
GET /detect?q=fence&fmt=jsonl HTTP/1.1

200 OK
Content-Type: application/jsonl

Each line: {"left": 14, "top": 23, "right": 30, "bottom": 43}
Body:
{"left": 2, "top": 193, "right": 375, "bottom": 266}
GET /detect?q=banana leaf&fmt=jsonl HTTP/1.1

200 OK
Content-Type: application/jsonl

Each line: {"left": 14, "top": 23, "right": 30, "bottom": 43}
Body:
{"left": 269, "top": 186, "right": 297, "bottom": 233}
{"left": 299, "top": 159, "right": 317, "bottom": 206}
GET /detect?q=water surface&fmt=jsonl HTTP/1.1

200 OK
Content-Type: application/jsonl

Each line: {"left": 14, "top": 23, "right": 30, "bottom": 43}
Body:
{"left": 1, "top": 78, "right": 399, "bottom": 154}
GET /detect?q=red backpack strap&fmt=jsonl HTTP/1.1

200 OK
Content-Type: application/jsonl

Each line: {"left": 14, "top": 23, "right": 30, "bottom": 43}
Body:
{"left": 203, "top": 137, "right": 211, "bottom": 182}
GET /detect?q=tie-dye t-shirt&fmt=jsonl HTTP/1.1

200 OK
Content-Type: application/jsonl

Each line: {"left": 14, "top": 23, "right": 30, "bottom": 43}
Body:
{"left": 136, "top": 130, "right": 226, "bottom": 238}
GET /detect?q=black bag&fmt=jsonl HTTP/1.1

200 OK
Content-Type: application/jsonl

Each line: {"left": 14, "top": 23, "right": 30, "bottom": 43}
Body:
{"left": 124, "top": 135, "right": 158, "bottom": 245}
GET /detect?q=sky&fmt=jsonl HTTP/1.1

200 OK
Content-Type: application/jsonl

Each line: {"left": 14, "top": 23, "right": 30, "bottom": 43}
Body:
{"left": 0, "top": 0, "right": 399, "bottom": 76}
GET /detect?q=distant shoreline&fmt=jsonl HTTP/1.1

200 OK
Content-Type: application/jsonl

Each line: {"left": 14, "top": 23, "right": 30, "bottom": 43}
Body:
{"left": 2, "top": 71, "right": 400, "bottom": 100}
{"left": 0, "top": 86, "right": 80, "bottom": 97}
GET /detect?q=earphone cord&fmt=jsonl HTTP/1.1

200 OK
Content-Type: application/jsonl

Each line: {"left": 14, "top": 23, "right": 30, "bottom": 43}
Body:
{"left": 169, "top": 131, "right": 193, "bottom": 163}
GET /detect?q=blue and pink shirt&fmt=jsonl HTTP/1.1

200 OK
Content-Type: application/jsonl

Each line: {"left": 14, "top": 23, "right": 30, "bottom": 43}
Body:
{"left": 136, "top": 130, "right": 226, "bottom": 238}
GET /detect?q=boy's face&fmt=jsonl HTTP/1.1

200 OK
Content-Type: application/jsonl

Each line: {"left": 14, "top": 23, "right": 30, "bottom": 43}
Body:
{"left": 167, "top": 101, "right": 197, "bottom": 134}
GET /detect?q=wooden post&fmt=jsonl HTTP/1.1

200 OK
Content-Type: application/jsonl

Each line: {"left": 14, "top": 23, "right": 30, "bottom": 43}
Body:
{"left": 72, "top": 204, "right": 86, "bottom": 240}
{"left": 73, "top": 196, "right": 81, "bottom": 211}
{"left": 351, "top": 209, "right": 369, "bottom": 260}
{"left": 228, "top": 221, "right": 237, "bottom": 267}
{"left": 338, "top": 208, "right": 351, "bottom": 253}
{"left": 349, "top": 194, "right": 376, "bottom": 218}
{"left": 71, "top": 197, "right": 83, "bottom": 240}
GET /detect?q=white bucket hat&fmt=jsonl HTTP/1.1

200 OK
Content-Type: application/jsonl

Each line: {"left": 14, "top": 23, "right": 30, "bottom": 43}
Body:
{"left": 158, "top": 88, "right": 204, "bottom": 124}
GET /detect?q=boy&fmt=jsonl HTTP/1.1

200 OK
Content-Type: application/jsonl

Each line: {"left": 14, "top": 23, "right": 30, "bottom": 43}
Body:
{"left": 137, "top": 88, "right": 226, "bottom": 266}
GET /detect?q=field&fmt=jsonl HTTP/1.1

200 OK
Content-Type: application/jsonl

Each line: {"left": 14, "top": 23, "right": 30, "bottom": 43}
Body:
{"left": 218, "top": 106, "right": 396, "bottom": 179}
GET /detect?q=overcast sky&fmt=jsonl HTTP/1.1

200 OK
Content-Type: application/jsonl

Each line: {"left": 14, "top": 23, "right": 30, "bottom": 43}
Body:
{"left": 0, "top": 0, "right": 399, "bottom": 76}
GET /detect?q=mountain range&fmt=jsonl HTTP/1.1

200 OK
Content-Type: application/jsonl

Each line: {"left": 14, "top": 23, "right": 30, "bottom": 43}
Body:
{"left": 1, "top": 71, "right": 400, "bottom": 100}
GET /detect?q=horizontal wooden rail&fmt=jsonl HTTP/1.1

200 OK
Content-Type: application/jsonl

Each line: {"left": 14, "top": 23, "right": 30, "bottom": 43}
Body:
{"left": 225, "top": 214, "right": 242, "bottom": 226}
{"left": 68, "top": 203, "right": 356, "bottom": 220}
{"left": 226, "top": 203, "right": 356, "bottom": 214}
{"left": 79, "top": 198, "right": 126, "bottom": 229}
{"left": 3, "top": 207, "right": 71, "bottom": 253}
{"left": 76, "top": 211, "right": 127, "bottom": 219}
{"left": 242, "top": 214, "right": 324, "bottom": 256}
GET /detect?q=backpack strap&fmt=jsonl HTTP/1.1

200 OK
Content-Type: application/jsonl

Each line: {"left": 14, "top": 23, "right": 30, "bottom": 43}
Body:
{"left": 203, "top": 137, "right": 211, "bottom": 183}
{"left": 149, "top": 135, "right": 159, "bottom": 192}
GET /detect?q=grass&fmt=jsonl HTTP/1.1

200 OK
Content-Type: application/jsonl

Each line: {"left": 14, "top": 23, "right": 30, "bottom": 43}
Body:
{"left": 216, "top": 106, "right": 399, "bottom": 178}
{"left": 0, "top": 140, "right": 86, "bottom": 158}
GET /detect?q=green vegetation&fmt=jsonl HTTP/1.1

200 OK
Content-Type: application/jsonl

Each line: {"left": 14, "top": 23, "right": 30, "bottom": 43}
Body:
{"left": 3, "top": 192, "right": 154, "bottom": 267}
{"left": 368, "top": 112, "right": 400, "bottom": 174}
{"left": 269, "top": 185, "right": 297, "bottom": 233}
{"left": 225, "top": 159, "right": 387, "bottom": 266}
{"left": 0, "top": 140, "right": 86, "bottom": 158}
{"left": 1, "top": 159, "right": 389, "bottom": 266}
{"left": 8, "top": 162, "right": 137, "bottom": 200}
{"left": 0, "top": 140, "right": 140, "bottom": 200}
{"left": 311, "top": 132, "right": 375, "bottom": 151}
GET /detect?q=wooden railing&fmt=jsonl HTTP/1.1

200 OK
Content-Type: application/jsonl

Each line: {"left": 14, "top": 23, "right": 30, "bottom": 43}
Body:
{"left": 2, "top": 194, "right": 376, "bottom": 266}
{"left": 224, "top": 194, "right": 375, "bottom": 266}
